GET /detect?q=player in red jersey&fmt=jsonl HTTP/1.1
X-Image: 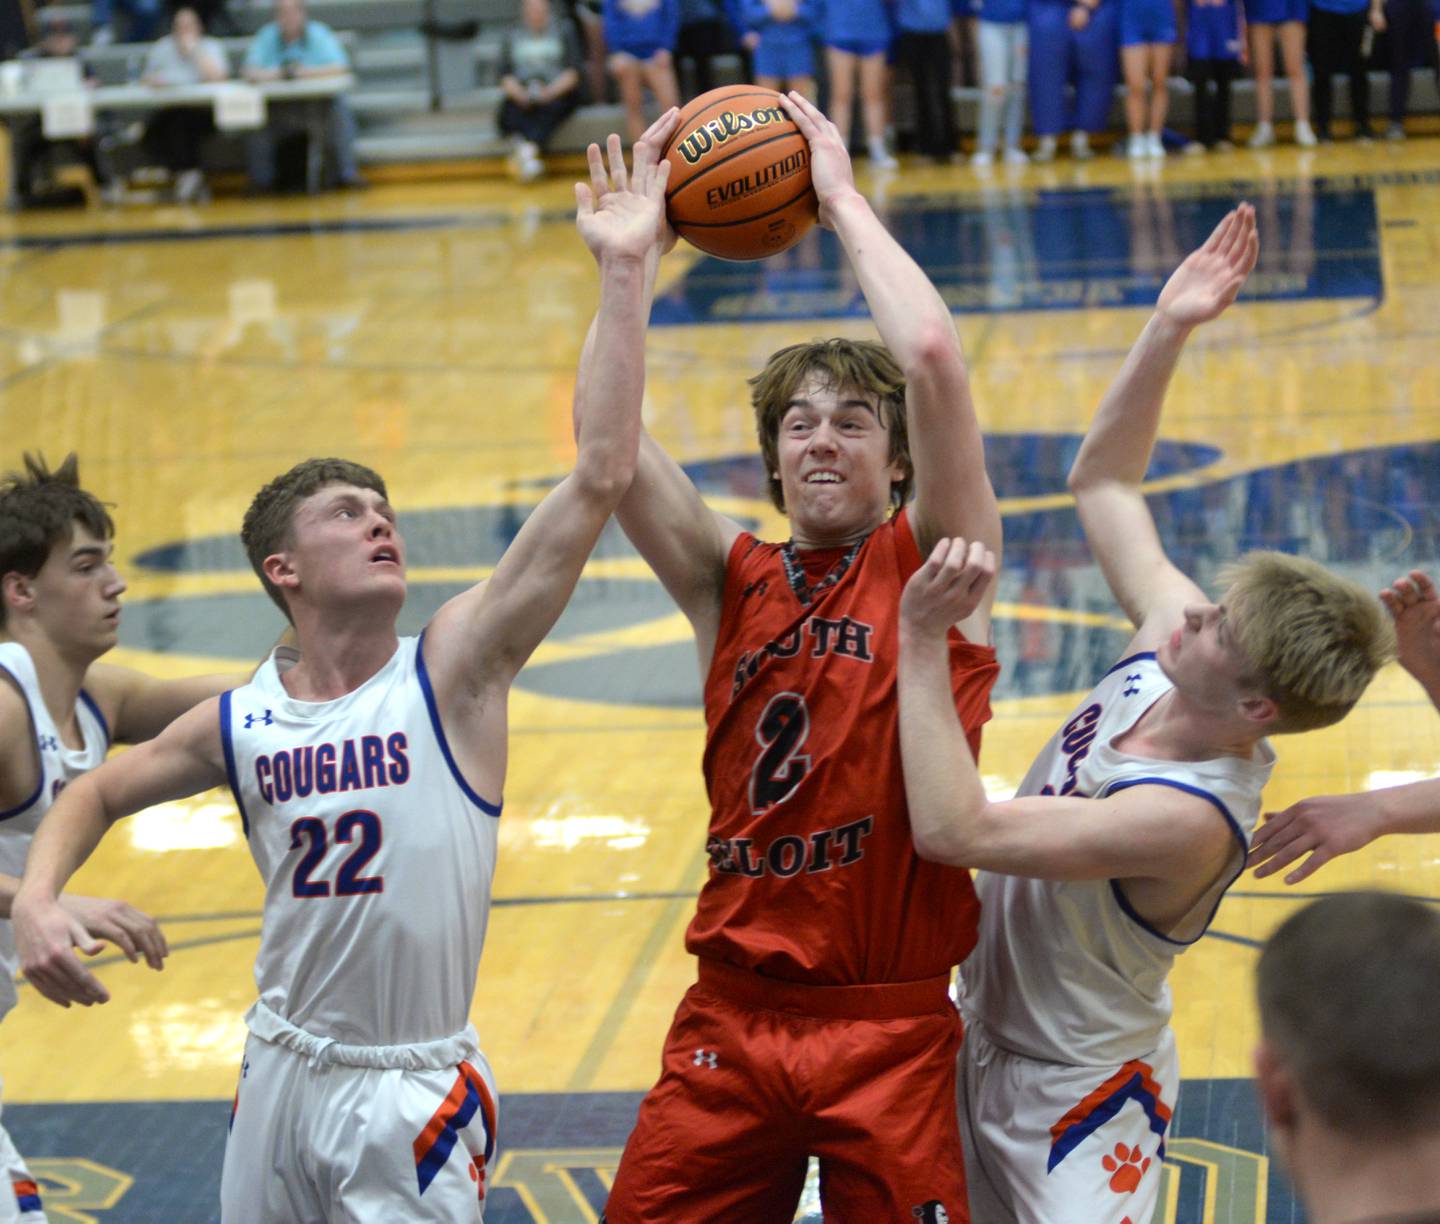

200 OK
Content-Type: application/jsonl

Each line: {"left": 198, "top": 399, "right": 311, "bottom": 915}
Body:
{"left": 578, "top": 94, "right": 1003, "bottom": 1222}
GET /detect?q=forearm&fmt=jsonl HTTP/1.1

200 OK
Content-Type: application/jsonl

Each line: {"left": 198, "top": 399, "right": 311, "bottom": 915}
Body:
{"left": 897, "top": 625, "right": 988, "bottom": 864}
{"left": 16, "top": 778, "right": 114, "bottom": 904}
{"left": 573, "top": 243, "right": 661, "bottom": 440}
{"left": 828, "top": 191, "right": 962, "bottom": 374}
{"left": 1375, "top": 777, "right": 1440, "bottom": 838}
{"left": 1068, "top": 312, "right": 1191, "bottom": 492}
{"left": 574, "top": 254, "right": 648, "bottom": 497}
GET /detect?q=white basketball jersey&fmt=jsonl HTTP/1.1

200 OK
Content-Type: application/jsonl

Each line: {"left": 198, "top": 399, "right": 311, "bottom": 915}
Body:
{"left": 0, "top": 642, "right": 109, "bottom": 1022}
{"left": 960, "top": 652, "right": 1275, "bottom": 1066}
{"left": 221, "top": 635, "right": 501, "bottom": 1048}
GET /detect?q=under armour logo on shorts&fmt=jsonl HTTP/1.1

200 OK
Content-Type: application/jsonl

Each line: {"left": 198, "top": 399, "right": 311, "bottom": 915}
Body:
{"left": 692, "top": 1049, "right": 718, "bottom": 1069}
{"left": 244, "top": 709, "right": 275, "bottom": 728}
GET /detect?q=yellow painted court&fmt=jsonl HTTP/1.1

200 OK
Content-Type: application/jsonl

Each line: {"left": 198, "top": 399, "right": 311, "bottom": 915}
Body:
{"left": 1, "top": 135, "right": 1438, "bottom": 1221}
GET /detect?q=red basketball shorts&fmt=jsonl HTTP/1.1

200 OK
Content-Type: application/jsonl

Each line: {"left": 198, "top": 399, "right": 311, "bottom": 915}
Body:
{"left": 604, "top": 958, "right": 969, "bottom": 1223}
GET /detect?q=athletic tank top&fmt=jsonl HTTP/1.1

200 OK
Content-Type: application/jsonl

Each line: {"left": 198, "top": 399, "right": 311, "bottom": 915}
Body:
{"left": 960, "top": 652, "right": 1274, "bottom": 1065}
{"left": 0, "top": 642, "right": 109, "bottom": 1022}
{"left": 691, "top": 509, "right": 1001, "bottom": 985}
{"left": 221, "top": 635, "right": 501, "bottom": 1047}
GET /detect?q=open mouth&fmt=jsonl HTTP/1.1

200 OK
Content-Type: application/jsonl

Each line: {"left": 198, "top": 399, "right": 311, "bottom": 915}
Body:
{"left": 804, "top": 471, "right": 844, "bottom": 485}
{"left": 369, "top": 548, "right": 399, "bottom": 566}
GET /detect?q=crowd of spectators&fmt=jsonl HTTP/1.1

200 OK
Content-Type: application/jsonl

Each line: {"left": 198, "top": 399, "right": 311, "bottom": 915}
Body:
{"left": 2, "top": 0, "right": 1437, "bottom": 203}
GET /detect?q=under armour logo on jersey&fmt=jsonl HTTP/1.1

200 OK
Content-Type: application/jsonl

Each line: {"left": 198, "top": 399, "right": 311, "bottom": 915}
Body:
{"left": 244, "top": 710, "right": 274, "bottom": 728}
{"left": 692, "top": 1049, "right": 718, "bottom": 1069}
{"left": 241, "top": 1057, "right": 250, "bottom": 1079}
{"left": 742, "top": 578, "right": 769, "bottom": 600}
{"left": 1122, "top": 674, "right": 1143, "bottom": 696}
{"left": 36, "top": 734, "right": 58, "bottom": 751}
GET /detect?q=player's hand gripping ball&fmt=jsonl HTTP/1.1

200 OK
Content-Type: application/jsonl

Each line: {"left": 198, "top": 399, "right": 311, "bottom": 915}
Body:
{"left": 662, "top": 85, "right": 818, "bottom": 261}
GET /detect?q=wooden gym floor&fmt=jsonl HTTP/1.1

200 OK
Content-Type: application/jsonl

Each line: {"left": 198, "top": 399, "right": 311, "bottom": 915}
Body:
{"left": 1, "top": 133, "right": 1438, "bottom": 1222}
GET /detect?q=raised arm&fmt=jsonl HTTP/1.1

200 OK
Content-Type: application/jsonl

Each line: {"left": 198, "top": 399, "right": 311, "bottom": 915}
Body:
{"left": 571, "top": 112, "right": 743, "bottom": 663}
{"left": 423, "top": 136, "right": 663, "bottom": 708}
{"left": 13, "top": 698, "right": 226, "bottom": 1008}
{"left": 897, "top": 539, "right": 1235, "bottom": 882}
{"left": 1067, "top": 204, "right": 1258, "bottom": 641}
{"left": 778, "top": 91, "right": 1001, "bottom": 635}
{"left": 1250, "top": 570, "right": 1440, "bottom": 883}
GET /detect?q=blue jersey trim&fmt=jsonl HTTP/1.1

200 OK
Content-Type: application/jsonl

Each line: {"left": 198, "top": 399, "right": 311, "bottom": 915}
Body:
{"left": 1102, "top": 775, "right": 1248, "bottom": 948}
{"left": 219, "top": 691, "right": 251, "bottom": 839}
{"left": 78, "top": 687, "right": 110, "bottom": 749}
{"left": 416, "top": 632, "right": 502, "bottom": 817}
{"left": 0, "top": 663, "right": 45, "bottom": 823}
{"left": 1103, "top": 651, "right": 1157, "bottom": 678}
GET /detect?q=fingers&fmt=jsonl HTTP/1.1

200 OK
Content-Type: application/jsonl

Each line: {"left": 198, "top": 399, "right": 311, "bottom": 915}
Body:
{"left": 25, "top": 949, "right": 110, "bottom": 1008}
{"left": 777, "top": 90, "right": 827, "bottom": 142}
{"left": 574, "top": 181, "right": 593, "bottom": 218}
{"left": 586, "top": 141, "right": 608, "bottom": 201}
{"left": 637, "top": 105, "right": 681, "bottom": 157}
{"left": 1411, "top": 571, "right": 1437, "bottom": 600}
{"left": 92, "top": 915, "right": 139, "bottom": 963}
{"left": 1202, "top": 207, "right": 1236, "bottom": 254}
{"left": 606, "top": 132, "right": 628, "bottom": 193}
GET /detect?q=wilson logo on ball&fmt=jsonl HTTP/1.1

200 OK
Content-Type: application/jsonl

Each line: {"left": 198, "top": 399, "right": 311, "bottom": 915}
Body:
{"left": 676, "top": 106, "right": 788, "bottom": 165}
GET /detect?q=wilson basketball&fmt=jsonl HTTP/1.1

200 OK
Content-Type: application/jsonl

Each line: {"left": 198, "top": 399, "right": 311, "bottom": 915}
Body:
{"left": 662, "top": 85, "right": 818, "bottom": 262}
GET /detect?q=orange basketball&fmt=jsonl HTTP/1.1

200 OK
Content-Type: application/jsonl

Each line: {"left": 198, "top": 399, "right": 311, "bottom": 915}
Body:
{"left": 662, "top": 85, "right": 818, "bottom": 262}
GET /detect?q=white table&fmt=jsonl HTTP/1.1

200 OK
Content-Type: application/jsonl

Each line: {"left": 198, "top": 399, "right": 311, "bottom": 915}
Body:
{"left": 0, "top": 74, "right": 354, "bottom": 204}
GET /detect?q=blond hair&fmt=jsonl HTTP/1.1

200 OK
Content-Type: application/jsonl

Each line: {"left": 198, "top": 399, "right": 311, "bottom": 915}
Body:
{"left": 747, "top": 339, "right": 911, "bottom": 515}
{"left": 1222, "top": 551, "right": 1395, "bottom": 733}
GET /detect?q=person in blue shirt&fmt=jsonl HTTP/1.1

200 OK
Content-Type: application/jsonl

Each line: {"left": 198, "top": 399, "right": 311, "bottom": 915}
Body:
{"left": 1119, "top": 0, "right": 1177, "bottom": 156}
{"left": 744, "top": 0, "right": 819, "bottom": 99}
{"left": 824, "top": 0, "right": 899, "bottom": 167}
{"left": 1183, "top": 0, "right": 1244, "bottom": 151}
{"left": 1307, "top": 0, "right": 1373, "bottom": 139}
{"left": 1245, "top": 0, "right": 1314, "bottom": 145}
{"left": 604, "top": 0, "right": 681, "bottom": 140}
{"left": 970, "top": 0, "right": 1029, "bottom": 165}
{"left": 896, "top": 0, "right": 959, "bottom": 159}
{"left": 1028, "top": 0, "right": 1119, "bottom": 160}
{"left": 243, "top": 0, "right": 362, "bottom": 189}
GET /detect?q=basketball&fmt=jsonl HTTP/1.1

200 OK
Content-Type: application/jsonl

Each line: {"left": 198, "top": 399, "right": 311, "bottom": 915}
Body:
{"left": 662, "top": 85, "right": 818, "bottom": 262}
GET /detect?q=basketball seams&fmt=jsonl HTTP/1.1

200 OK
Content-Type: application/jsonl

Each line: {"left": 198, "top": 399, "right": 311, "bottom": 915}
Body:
{"left": 673, "top": 181, "right": 818, "bottom": 230}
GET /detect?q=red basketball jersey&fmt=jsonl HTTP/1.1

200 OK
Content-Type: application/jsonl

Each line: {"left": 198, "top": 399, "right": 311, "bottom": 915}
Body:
{"left": 689, "top": 509, "right": 1000, "bottom": 985}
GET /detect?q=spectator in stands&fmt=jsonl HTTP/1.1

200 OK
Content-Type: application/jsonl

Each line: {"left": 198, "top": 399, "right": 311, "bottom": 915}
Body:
{"left": 1308, "top": 0, "right": 1374, "bottom": 139}
{"left": 824, "top": 0, "right": 897, "bottom": 166}
{"left": 603, "top": 0, "right": 680, "bottom": 140}
{"left": 896, "top": 0, "right": 959, "bottom": 159}
{"left": 141, "top": 6, "right": 228, "bottom": 204}
{"left": 970, "top": 0, "right": 1028, "bottom": 166}
{"left": 1120, "top": 0, "right": 1177, "bottom": 157}
{"left": 561, "top": 0, "right": 610, "bottom": 103}
{"left": 243, "top": 0, "right": 363, "bottom": 189}
{"left": 499, "top": 0, "right": 584, "bottom": 181}
{"left": 1029, "top": 0, "right": 1119, "bottom": 160}
{"left": 1372, "top": 0, "right": 1439, "bottom": 138}
{"left": 1246, "top": 0, "right": 1315, "bottom": 145}
{"left": 744, "top": 0, "right": 818, "bottom": 98}
{"left": 675, "top": 0, "right": 734, "bottom": 97}
{"left": 90, "top": 0, "right": 163, "bottom": 46}
{"left": 1254, "top": 891, "right": 1440, "bottom": 1224}
{"left": 1184, "top": 0, "right": 1244, "bottom": 151}
{"left": 13, "top": 12, "right": 107, "bottom": 205}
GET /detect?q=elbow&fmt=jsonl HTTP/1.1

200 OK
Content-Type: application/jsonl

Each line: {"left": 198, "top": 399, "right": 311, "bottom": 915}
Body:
{"left": 573, "top": 453, "right": 637, "bottom": 508}
{"left": 902, "top": 323, "right": 963, "bottom": 379}
{"left": 911, "top": 813, "right": 974, "bottom": 867}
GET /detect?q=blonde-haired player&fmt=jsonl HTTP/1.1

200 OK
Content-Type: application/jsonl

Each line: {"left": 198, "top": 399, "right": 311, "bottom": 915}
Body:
{"left": 896, "top": 204, "right": 1395, "bottom": 1224}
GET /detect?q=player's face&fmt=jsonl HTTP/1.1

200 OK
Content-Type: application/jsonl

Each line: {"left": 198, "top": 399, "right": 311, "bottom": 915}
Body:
{"left": 775, "top": 376, "right": 904, "bottom": 546}
{"left": 1157, "top": 599, "right": 1254, "bottom": 712}
{"left": 286, "top": 484, "right": 406, "bottom": 611}
{"left": 24, "top": 525, "right": 126, "bottom": 655}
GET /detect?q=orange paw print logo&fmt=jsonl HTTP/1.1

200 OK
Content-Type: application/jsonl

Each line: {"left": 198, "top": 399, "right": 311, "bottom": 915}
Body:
{"left": 1103, "top": 1143, "right": 1150, "bottom": 1194}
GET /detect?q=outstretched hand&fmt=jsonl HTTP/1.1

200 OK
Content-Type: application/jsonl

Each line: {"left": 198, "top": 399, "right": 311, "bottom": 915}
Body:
{"left": 1380, "top": 570, "right": 1440, "bottom": 685}
{"left": 575, "top": 126, "right": 673, "bottom": 263}
{"left": 900, "top": 538, "right": 997, "bottom": 639}
{"left": 776, "top": 90, "right": 859, "bottom": 228}
{"left": 14, "top": 891, "right": 112, "bottom": 1008}
{"left": 1155, "top": 202, "right": 1259, "bottom": 329}
{"left": 1248, "top": 791, "right": 1384, "bottom": 884}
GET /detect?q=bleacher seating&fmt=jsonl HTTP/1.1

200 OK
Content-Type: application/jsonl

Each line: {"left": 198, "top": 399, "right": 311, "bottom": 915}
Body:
{"left": 34, "top": 0, "right": 1440, "bottom": 169}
